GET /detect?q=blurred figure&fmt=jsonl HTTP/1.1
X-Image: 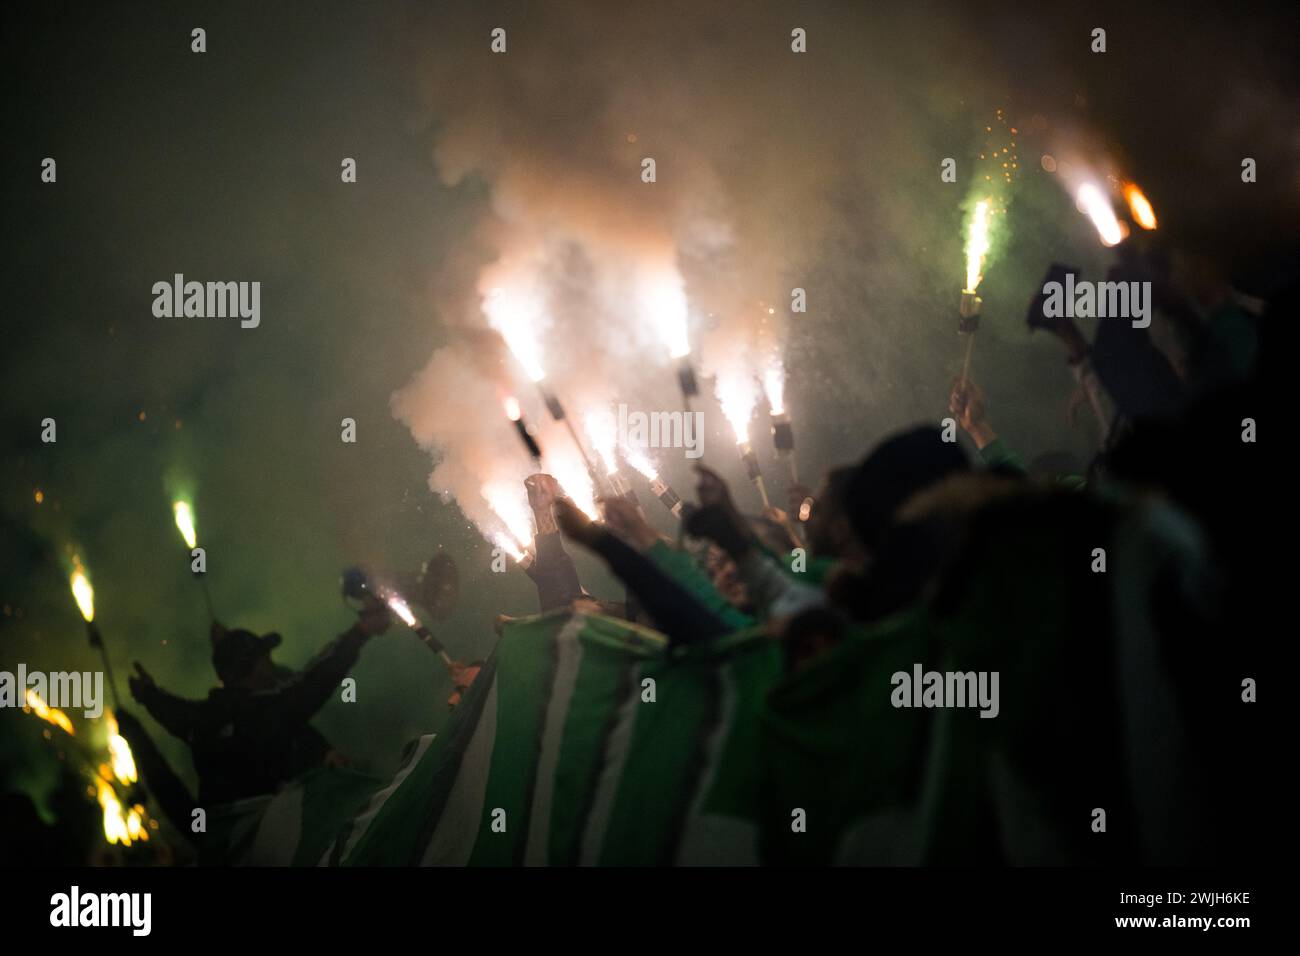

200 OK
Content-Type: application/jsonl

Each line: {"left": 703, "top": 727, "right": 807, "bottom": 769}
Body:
{"left": 687, "top": 464, "right": 826, "bottom": 625}
{"left": 823, "top": 426, "right": 974, "bottom": 626}
{"left": 521, "top": 473, "right": 586, "bottom": 612}
{"left": 794, "top": 467, "right": 867, "bottom": 566}
{"left": 128, "top": 602, "right": 392, "bottom": 805}
{"left": 1167, "top": 248, "right": 1262, "bottom": 392}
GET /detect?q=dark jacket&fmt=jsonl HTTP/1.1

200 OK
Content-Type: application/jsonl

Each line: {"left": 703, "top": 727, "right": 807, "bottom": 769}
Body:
{"left": 135, "top": 625, "right": 371, "bottom": 805}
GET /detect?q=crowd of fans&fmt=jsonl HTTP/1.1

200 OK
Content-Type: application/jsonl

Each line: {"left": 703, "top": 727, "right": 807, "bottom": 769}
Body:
{"left": 9, "top": 235, "right": 1275, "bottom": 866}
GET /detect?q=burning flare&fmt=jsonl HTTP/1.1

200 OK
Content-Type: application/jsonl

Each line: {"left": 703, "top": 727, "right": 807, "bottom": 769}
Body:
{"left": 964, "top": 199, "right": 992, "bottom": 293}
{"left": 641, "top": 267, "right": 691, "bottom": 360}
{"left": 716, "top": 371, "right": 758, "bottom": 444}
{"left": 385, "top": 594, "right": 418, "bottom": 628}
{"left": 584, "top": 408, "right": 619, "bottom": 477}
{"left": 104, "top": 710, "right": 138, "bottom": 786}
{"left": 173, "top": 500, "right": 198, "bottom": 550}
{"left": 1124, "top": 182, "right": 1157, "bottom": 230}
{"left": 548, "top": 452, "right": 598, "bottom": 518}
{"left": 491, "top": 533, "right": 526, "bottom": 563}
{"left": 96, "top": 778, "right": 146, "bottom": 846}
{"left": 622, "top": 444, "right": 659, "bottom": 480}
{"left": 484, "top": 285, "right": 547, "bottom": 382}
{"left": 1076, "top": 182, "right": 1123, "bottom": 247}
{"left": 762, "top": 359, "right": 786, "bottom": 417}
{"left": 25, "top": 690, "right": 74, "bottom": 736}
{"left": 127, "top": 804, "right": 148, "bottom": 843}
{"left": 70, "top": 558, "right": 94, "bottom": 622}
{"left": 482, "top": 481, "right": 534, "bottom": 552}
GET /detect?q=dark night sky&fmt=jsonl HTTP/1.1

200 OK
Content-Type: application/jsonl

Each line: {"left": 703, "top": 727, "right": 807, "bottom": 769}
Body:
{"left": 3, "top": 0, "right": 1297, "bottom": 814}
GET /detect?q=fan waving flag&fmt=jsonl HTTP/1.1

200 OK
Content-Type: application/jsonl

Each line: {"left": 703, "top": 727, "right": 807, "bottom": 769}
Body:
{"left": 328, "top": 610, "right": 782, "bottom": 866}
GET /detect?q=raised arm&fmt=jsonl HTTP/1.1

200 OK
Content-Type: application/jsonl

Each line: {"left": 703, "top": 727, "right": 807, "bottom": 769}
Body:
{"left": 262, "top": 601, "right": 391, "bottom": 723}
{"left": 523, "top": 474, "right": 585, "bottom": 610}
{"left": 554, "top": 497, "right": 734, "bottom": 645}
{"left": 128, "top": 663, "right": 204, "bottom": 742}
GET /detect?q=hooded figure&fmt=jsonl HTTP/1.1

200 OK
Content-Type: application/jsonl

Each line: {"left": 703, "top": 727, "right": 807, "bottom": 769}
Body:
{"left": 128, "top": 605, "right": 390, "bottom": 806}
{"left": 828, "top": 426, "right": 973, "bottom": 624}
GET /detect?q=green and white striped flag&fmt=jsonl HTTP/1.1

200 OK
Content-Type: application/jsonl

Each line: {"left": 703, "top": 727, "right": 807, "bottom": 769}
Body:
{"left": 210, "top": 767, "right": 383, "bottom": 866}
{"left": 329, "top": 610, "right": 783, "bottom": 866}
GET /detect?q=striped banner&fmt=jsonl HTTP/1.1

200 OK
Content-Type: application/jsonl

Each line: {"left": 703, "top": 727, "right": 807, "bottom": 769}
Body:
{"left": 211, "top": 767, "right": 382, "bottom": 866}
{"left": 332, "top": 610, "right": 782, "bottom": 866}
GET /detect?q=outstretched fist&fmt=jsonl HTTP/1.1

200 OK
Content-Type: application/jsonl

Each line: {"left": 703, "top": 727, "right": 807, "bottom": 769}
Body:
{"left": 601, "top": 496, "right": 661, "bottom": 550}
{"left": 524, "top": 473, "right": 562, "bottom": 512}
{"left": 554, "top": 497, "right": 604, "bottom": 549}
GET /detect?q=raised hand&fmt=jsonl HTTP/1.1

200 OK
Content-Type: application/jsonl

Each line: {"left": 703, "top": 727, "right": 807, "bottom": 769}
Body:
{"left": 554, "top": 496, "right": 604, "bottom": 549}
{"left": 602, "top": 496, "right": 661, "bottom": 550}
{"left": 948, "top": 377, "right": 996, "bottom": 448}
{"left": 525, "top": 473, "right": 563, "bottom": 535}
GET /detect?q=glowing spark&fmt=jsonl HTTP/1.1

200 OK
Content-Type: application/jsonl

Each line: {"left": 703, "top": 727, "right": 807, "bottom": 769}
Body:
{"left": 1077, "top": 182, "right": 1123, "bottom": 246}
{"left": 1124, "top": 183, "right": 1157, "bottom": 230}
{"left": 105, "top": 710, "right": 138, "bottom": 786}
{"left": 762, "top": 359, "right": 786, "bottom": 416}
{"left": 584, "top": 409, "right": 619, "bottom": 476}
{"left": 385, "top": 594, "right": 418, "bottom": 628}
{"left": 964, "top": 199, "right": 992, "bottom": 293}
{"left": 70, "top": 558, "right": 94, "bottom": 622}
{"left": 491, "top": 533, "right": 525, "bottom": 563}
{"left": 622, "top": 444, "right": 659, "bottom": 480}
{"left": 482, "top": 482, "right": 534, "bottom": 550}
{"left": 548, "top": 453, "right": 598, "bottom": 518}
{"left": 716, "top": 372, "right": 758, "bottom": 445}
{"left": 25, "top": 690, "right": 75, "bottom": 736}
{"left": 127, "top": 805, "right": 148, "bottom": 842}
{"left": 503, "top": 395, "right": 522, "bottom": 421}
{"left": 173, "top": 500, "right": 197, "bottom": 550}
{"left": 97, "top": 778, "right": 138, "bottom": 846}
{"left": 641, "top": 268, "right": 691, "bottom": 359}
{"left": 484, "top": 286, "right": 546, "bottom": 382}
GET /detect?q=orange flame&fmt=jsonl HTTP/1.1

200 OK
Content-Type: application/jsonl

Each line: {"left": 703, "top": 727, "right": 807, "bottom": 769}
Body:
{"left": 716, "top": 371, "right": 758, "bottom": 445}
{"left": 25, "top": 690, "right": 74, "bottom": 736}
{"left": 70, "top": 557, "right": 94, "bottom": 622}
{"left": 1124, "top": 183, "right": 1157, "bottom": 230}
{"left": 96, "top": 778, "right": 146, "bottom": 846}
{"left": 104, "top": 710, "right": 138, "bottom": 786}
